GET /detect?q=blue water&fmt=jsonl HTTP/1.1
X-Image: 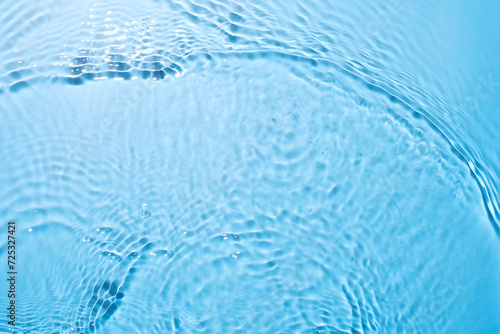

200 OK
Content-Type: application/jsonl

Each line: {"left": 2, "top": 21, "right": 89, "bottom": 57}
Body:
{"left": 1, "top": 0, "right": 500, "bottom": 333}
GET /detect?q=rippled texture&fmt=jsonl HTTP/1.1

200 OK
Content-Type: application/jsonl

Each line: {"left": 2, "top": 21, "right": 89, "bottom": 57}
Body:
{"left": 1, "top": 0, "right": 499, "bottom": 333}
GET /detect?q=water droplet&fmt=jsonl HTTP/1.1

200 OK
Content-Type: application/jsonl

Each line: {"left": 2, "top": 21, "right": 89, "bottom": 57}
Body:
{"left": 139, "top": 204, "right": 151, "bottom": 218}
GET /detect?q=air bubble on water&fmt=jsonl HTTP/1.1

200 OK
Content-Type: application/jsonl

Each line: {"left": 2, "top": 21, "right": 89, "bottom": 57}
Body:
{"left": 139, "top": 204, "right": 151, "bottom": 218}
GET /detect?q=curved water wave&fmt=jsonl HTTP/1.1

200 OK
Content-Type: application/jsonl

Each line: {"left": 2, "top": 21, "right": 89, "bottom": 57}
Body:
{"left": 0, "top": 0, "right": 498, "bottom": 230}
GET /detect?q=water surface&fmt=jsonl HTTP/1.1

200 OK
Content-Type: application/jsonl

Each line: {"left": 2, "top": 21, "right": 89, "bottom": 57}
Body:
{"left": 1, "top": 0, "right": 499, "bottom": 333}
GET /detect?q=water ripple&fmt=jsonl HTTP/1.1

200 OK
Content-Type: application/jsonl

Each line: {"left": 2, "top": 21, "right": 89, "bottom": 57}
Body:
{"left": 1, "top": 0, "right": 499, "bottom": 333}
